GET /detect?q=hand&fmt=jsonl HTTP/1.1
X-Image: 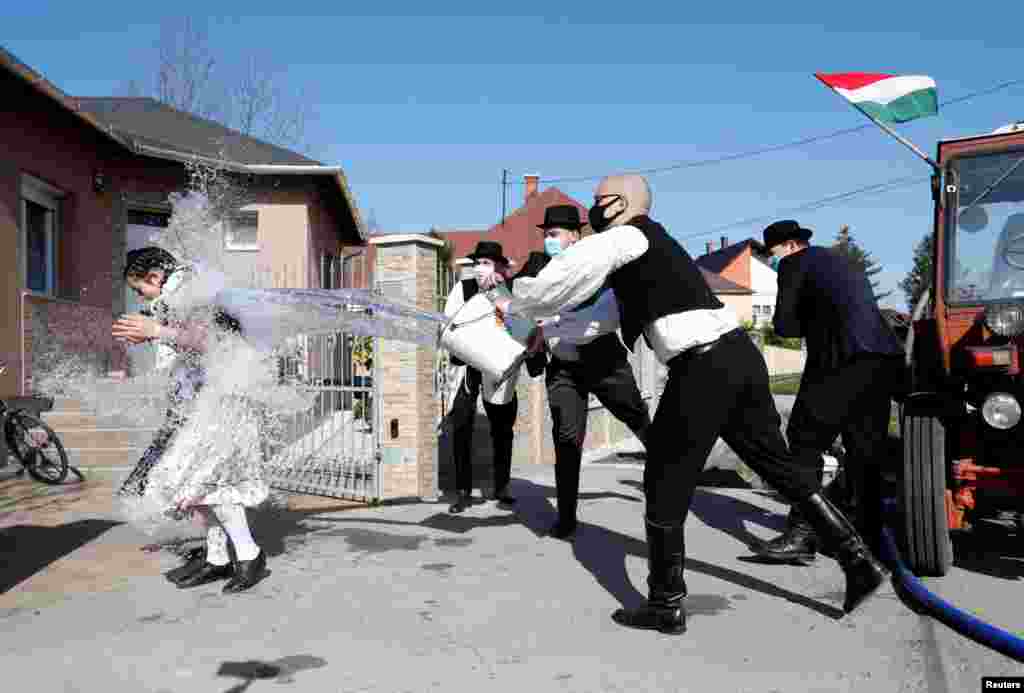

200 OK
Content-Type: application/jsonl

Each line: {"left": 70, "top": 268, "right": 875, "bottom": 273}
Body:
{"left": 112, "top": 314, "right": 161, "bottom": 344}
{"left": 477, "top": 270, "right": 504, "bottom": 291}
{"left": 492, "top": 296, "right": 511, "bottom": 316}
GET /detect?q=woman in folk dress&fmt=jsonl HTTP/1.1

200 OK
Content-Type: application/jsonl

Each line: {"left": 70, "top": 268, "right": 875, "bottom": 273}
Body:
{"left": 114, "top": 247, "right": 273, "bottom": 594}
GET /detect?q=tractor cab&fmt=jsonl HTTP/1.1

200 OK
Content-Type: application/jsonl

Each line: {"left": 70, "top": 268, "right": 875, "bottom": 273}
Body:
{"left": 903, "top": 124, "right": 1024, "bottom": 576}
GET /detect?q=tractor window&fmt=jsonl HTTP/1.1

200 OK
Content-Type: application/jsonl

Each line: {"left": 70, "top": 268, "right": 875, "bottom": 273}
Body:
{"left": 947, "top": 149, "right": 1024, "bottom": 304}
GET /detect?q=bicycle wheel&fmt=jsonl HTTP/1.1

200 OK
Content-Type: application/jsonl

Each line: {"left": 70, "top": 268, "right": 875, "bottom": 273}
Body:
{"left": 5, "top": 412, "right": 69, "bottom": 484}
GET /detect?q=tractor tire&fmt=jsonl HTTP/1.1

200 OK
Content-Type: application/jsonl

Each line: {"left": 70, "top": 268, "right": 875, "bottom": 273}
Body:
{"left": 902, "top": 413, "right": 954, "bottom": 577}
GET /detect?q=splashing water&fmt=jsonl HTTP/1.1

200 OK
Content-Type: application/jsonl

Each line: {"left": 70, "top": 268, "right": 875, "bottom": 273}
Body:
{"left": 31, "top": 161, "right": 445, "bottom": 539}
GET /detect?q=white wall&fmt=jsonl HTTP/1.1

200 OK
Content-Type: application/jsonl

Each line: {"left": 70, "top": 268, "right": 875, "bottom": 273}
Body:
{"left": 749, "top": 256, "right": 778, "bottom": 326}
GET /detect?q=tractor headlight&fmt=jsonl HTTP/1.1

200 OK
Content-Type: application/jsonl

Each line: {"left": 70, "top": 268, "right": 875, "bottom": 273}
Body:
{"left": 984, "top": 302, "right": 1024, "bottom": 337}
{"left": 982, "top": 392, "right": 1022, "bottom": 430}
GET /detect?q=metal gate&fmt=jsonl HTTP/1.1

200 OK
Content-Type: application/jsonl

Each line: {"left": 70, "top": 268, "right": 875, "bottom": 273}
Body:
{"left": 262, "top": 278, "right": 382, "bottom": 501}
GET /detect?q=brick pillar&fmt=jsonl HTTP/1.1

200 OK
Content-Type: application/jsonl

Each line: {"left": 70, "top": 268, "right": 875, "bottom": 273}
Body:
{"left": 369, "top": 234, "right": 443, "bottom": 501}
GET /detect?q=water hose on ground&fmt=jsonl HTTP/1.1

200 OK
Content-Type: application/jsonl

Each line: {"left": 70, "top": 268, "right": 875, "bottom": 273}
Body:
{"left": 879, "top": 518, "right": 1024, "bottom": 663}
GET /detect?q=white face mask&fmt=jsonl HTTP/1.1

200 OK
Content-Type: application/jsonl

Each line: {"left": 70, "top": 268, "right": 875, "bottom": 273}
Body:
{"left": 474, "top": 264, "right": 495, "bottom": 286}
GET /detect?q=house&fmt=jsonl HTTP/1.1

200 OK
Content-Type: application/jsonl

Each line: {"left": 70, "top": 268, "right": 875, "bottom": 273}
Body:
{"left": 700, "top": 268, "right": 754, "bottom": 317}
{"left": 0, "top": 44, "right": 365, "bottom": 398}
{"left": 696, "top": 236, "right": 778, "bottom": 325}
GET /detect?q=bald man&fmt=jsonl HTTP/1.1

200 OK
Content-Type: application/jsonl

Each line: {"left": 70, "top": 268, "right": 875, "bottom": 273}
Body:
{"left": 487, "top": 174, "right": 888, "bottom": 635}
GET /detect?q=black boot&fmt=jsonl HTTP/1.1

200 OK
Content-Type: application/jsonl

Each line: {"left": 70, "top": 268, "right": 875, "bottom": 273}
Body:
{"left": 175, "top": 561, "right": 234, "bottom": 589}
{"left": 164, "top": 547, "right": 208, "bottom": 584}
{"left": 448, "top": 491, "right": 471, "bottom": 514}
{"left": 548, "top": 518, "right": 577, "bottom": 540}
{"left": 612, "top": 519, "right": 687, "bottom": 635}
{"left": 798, "top": 493, "right": 889, "bottom": 614}
{"left": 223, "top": 549, "right": 268, "bottom": 594}
{"left": 749, "top": 505, "right": 818, "bottom": 564}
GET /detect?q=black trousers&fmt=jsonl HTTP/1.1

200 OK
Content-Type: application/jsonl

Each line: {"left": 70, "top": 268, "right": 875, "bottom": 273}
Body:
{"left": 787, "top": 355, "right": 902, "bottom": 545}
{"left": 449, "top": 368, "right": 518, "bottom": 494}
{"left": 645, "top": 330, "right": 820, "bottom": 526}
{"left": 547, "top": 355, "right": 651, "bottom": 523}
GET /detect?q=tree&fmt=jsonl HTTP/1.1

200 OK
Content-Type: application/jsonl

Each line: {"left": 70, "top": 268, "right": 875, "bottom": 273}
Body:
{"left": 898, "top": 233, "right": 934, "bottom": 312}
{"left": 119, "top": 17, "right": 315, "bottom": 155}
{"left": 832, "top": 225, "right": 891, "bottom": 301}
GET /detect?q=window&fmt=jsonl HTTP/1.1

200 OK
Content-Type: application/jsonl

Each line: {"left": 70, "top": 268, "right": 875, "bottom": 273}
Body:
{"left": 321, "top": 253, "right": 339, "bottom": 290}
{"left": 224, "top": 211, "right": 259, "bottom": 251}
{"left": 20, "top": 175, "right": 64, "bottom": 296}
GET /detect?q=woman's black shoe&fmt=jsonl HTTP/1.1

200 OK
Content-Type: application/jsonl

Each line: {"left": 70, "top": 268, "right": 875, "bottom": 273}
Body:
{"left": 164, "top": 547, "right": 208, "bottom": 584}
{"left": 223, "top": 550, "right": 268, "bottom": 594}
{"left": 448, "top": 491, "right": 472, "bottom": 514}
{"left": 175, "top": 562, "right": 233, "bottom": 589}
{"left": 548, "top": 519, "right": 577, "bottom": 540}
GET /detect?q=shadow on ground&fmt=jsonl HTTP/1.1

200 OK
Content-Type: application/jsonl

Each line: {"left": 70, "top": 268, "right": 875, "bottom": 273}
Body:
{"left": 0, "top": 519, "right": 122, "bottom": 593}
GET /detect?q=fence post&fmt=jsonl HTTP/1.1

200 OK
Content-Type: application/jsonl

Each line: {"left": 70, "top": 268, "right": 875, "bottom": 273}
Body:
{"left": 368, "top": 234, "right": 444, "bottom": 502}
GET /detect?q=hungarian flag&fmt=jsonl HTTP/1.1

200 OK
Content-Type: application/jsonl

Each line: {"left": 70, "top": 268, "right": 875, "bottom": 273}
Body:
{"left": 815, "top": 73, "right": 938, "bottom": 123}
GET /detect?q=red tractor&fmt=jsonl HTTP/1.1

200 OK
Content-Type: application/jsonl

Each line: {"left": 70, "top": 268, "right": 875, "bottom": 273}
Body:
{"left": 903, "top": 121, "right": 1024, "bottom": 576}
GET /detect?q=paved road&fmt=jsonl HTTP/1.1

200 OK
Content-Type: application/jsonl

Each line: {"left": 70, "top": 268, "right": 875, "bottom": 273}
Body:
{"left": 3, "top": 460, "right": 1024, "bottom": 692}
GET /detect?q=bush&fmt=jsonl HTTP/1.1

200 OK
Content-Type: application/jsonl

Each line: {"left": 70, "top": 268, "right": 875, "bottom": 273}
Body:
{"left": 759, "top": 323, "right": 802, "bottom": 350}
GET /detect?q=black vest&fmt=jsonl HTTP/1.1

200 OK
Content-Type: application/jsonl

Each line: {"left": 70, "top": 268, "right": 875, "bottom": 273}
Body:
{"left": 608, "top": 215, "right": 723, "bottom": 351}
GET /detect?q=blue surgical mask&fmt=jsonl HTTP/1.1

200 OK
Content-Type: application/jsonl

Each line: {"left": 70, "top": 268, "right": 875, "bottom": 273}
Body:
{"left": 769, "top": 255, "right": 781, "bottom": 271}
{"left": 544, "top": 237, "right": 564, "bottom": 257}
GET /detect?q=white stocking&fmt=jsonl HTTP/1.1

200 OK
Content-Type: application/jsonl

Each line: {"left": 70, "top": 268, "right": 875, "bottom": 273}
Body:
{"left": 213, "top": 503, "right": 260, "bottom": 561}
{"left": 196, "top": 507, "right": 230, "bottom": 566}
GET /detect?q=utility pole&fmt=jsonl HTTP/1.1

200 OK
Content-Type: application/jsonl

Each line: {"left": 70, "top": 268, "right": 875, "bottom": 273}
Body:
{"left": 500, "top": 168, "right": 507, "bottom": 228}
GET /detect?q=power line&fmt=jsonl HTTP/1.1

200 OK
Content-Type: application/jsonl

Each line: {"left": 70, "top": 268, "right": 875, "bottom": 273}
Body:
{"left": 505, "top": 77, "right": 1024, "bottom": 185}
{"left": 678, "top": 173, "right": 930, "bottom": 243}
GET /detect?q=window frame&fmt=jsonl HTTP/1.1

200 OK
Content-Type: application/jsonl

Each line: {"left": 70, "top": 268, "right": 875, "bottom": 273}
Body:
{"left": 20, "top": 174, "right": 65, "bottom": 297}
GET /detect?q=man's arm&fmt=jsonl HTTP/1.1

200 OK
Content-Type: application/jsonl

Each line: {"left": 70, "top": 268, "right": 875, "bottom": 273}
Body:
{"left": 505, "top": 226, "right": 648, "bottom": 319}
{"left": 773, "top": 255, "right": 805, "bottom": 338}
{"left": 442, "top": 282, "right": 468, "bottom": 366}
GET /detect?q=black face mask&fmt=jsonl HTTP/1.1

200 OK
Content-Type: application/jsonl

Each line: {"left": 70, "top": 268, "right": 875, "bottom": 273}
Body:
{"left": 588, "top": 195, "right": 622, "bottom": 233}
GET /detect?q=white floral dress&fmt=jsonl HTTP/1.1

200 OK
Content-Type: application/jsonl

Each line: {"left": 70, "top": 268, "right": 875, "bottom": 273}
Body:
{"left": 117, "top": 265, "right": 287, "bottom": 533}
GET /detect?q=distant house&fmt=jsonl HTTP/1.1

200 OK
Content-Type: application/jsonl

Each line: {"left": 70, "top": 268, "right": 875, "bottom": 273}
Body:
{"left": 0, "top": 44, "right": 365, "bottom": 395}
{"left": 700, "top": 268, "right": 754, "bottom": 318}
{"left": 696, "top": 237, "right": 777, "bottom": 326}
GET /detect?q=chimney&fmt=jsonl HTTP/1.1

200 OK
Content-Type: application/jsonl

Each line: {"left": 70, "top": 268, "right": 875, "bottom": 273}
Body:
{"left": 524, "top": 174, "right": 539, "bottom": 202}
{"left": 705, "top": 241, "right": 713, "bottom": 255}
{"left": 720, "top": 235, "right": 728, "bottom": 249}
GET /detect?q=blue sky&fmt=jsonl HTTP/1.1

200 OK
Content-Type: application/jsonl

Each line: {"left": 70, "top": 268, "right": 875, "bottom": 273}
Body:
{"left": 6, "top": 2, "right": 1023, "bottom": 309}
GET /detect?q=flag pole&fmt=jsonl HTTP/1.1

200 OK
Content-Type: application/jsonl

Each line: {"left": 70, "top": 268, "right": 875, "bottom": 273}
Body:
{"left": 814, "top": 74, "right": 940, "bottom": 172}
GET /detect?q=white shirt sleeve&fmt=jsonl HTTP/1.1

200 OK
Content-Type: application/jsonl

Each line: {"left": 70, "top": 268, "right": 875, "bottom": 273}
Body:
{"left": 507, "top": 225, "right": 649, "bottom": 319}
{"left": 443, "top": 280, "right": 466, "bottom": 318}
{"left": 539, "top": 287, "right": 621, "bottom": 345}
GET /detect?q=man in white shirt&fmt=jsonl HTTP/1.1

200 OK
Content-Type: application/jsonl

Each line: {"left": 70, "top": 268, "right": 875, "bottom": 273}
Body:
{"left": 517, "top": 205, "right": 650, "bottom": 540}
{"left": 488, "top": 174, "right": 887, "bottom": 635}
{"left": 442, "top": 241, "right": 521, "bottom": 513}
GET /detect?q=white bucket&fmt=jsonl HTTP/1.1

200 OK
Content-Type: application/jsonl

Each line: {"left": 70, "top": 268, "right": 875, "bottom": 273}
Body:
{"left": 439, "top": 291, "right": 537, "bottom": 387}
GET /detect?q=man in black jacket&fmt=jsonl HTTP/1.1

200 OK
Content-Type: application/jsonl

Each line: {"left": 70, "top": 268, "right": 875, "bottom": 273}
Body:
{"left": 750, "top": 220, "right": 904, "bottom": 563}
{"left": 488, "top": 176, "right": 888, "bottom": 635}
{"left": 517, "top": 205, "right": 651, "bottom": 540}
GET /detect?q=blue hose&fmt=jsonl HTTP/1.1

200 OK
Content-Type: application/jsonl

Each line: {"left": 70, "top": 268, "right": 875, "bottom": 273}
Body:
{"left": 879, "top": 522, "right": 1024, "bottom": 663}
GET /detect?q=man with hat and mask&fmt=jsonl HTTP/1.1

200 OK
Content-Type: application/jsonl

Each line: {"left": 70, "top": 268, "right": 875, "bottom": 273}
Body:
{"left": 442, "top": 240, "right": 521, "bottom": 513}
{"left": 749, "top": 220, "right": 903, "bottom": 564}
{"left": 485, "top": 175, "right": 888, "bottom": 635}
{"left": 512, "top": 204, "right": 651, "bottom": 540}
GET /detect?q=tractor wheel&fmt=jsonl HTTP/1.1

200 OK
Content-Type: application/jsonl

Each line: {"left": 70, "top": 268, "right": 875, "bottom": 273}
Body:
{"left": 902, "top": 413, "right": 954, "bottom": 576}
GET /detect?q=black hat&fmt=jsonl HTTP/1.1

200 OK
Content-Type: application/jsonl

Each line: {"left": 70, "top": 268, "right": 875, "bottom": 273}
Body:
{"left": 514, "top": 251, "right": 551, "bottom": 280}
{"left": 762, "top": 220, "right": 813, "bottom": 252}
{"left": 467, "top": 240, "right": 510, "bottom": 265}
{"left": 538, "top": 204, "right": 586, "bottom": 231}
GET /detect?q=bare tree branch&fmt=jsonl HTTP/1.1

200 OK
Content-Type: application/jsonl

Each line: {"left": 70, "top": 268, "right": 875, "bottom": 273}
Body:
{"left": 133, "top": 18, "right": 314, "bottom": 153}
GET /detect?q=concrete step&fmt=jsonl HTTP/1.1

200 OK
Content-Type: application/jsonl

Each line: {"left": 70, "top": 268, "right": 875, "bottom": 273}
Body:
{"left": 56, "top": 428, "right": 157, "bottom": 450}
{"left": 40, "top": 410, "right": 100, "bottom": 429}
{"left": 66, "top": 447, "right": 147, "bottom": 469}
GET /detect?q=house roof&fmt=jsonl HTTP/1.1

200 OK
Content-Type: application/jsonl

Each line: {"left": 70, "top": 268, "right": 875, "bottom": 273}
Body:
{"left": 695, "top": 238, "right": 770, "bottom": 274}
{"left": 0, "top": 45, "right": 365, "bottom": 241}
{"left": 701, "top": 268, "right": 753, "bottom": 295}
{"left": 439, "top": 187, "right": 588, "bottom": 268}
{"left": 77, "top": 97, "right": 321, "bottom": 167}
